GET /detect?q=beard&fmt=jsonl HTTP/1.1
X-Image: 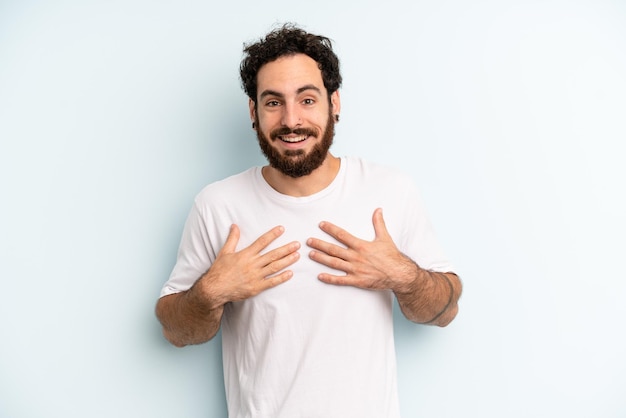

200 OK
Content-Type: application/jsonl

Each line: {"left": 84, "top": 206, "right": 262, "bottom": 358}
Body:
{"left": 255, "top": 110, "right": 335, "bottom": 178}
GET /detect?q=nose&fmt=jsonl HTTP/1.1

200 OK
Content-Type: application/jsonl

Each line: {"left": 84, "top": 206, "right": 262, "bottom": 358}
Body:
{"left": 280, "top": 102, "right": 301, "bottom": 129}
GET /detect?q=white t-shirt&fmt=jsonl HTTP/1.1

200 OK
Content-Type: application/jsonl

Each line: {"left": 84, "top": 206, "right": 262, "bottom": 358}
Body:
{"left": 161, "top": 157, "right": 455, "bottom": 418}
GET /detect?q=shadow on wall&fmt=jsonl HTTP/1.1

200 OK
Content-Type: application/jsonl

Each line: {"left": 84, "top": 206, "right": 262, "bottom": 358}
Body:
{"left": 392, "top": 301, "right": 441, "bottom": 345}
{"left": 207, "top": 96, "right": 266, "bottom": 178}
{"left": 149, "top": 91, "right": 261, "bottom": 412}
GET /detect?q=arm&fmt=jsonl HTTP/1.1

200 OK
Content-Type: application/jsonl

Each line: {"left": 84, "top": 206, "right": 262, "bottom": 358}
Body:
{"left": 307, "top": 208, "right": 462, "bottom": 327}
{"left": 156, "top": 289, "right": 224, "bottom": 347}
{"left": 393, "top": 264, "right": 462, "bottom": 327}
{"left": 156, "top": 224, "right": 301, "bottom": 347}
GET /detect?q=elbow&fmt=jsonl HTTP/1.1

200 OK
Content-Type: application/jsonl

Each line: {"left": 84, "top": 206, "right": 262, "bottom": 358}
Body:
{"left": 432, "top": 303, "right": 459, "bottom": 327}
{"left": 155, "top": 297, "right": 189, "bottom": 348}
{"left": 162, "top": 329, "right": 189, "bottom": 348}
{"left": 162, "top": 327, "right": 218, "bottom": 348}
{"left": 434, "top": 273, "right": 462, "bottom": 327}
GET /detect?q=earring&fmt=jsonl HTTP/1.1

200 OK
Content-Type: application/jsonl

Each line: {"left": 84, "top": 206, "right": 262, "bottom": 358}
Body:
{"left": 252, "top": 122, "right": 256, "bottom": 129}
{"left": 334, "top": 114, "right": 340, "bottom": 123}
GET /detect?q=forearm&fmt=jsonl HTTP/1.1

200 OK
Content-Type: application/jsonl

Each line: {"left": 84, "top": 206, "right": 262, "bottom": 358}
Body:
{"left": 155, "top": 284, "right": 224, "bottom": 347}
{"left": 394, "top": 265, "right": 461, "bottom": 327}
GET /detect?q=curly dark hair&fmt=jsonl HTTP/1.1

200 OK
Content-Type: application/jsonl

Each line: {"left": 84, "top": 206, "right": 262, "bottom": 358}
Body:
{"left": 240, "top": 23, "right": 342, "bottom": 103}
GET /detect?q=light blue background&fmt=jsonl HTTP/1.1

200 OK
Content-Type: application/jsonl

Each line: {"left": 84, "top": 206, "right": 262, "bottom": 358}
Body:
{"left": 1, "top": 1, "right": 625, "bottom": 417}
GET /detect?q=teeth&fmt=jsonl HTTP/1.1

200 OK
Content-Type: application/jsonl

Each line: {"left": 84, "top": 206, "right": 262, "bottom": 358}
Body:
{"left": 280, "top": 135, "right": 307, "bottom": 143}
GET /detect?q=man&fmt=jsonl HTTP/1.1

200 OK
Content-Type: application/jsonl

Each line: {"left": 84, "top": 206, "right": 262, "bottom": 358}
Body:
{"left": 156, "top": 24, "right": 462, "bottom": 418}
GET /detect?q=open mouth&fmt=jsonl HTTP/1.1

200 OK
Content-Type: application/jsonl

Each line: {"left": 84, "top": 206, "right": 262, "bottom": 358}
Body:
{"left": 279, "top": 135, "right": 308, "bottom": 144}
{"left": 271, "top": 127, "right": 317, "bottom": 144}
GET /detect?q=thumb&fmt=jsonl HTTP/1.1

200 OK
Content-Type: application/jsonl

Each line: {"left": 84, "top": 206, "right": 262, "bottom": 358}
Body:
{"left": 372, "top": 208, "right": 391, "bottom": 241}
{"left": 220, "top": 224, "right": 240, "bottom": 254}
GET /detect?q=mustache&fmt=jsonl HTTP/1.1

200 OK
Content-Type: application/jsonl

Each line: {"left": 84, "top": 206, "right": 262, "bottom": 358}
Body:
{"left": 270, "top": 127, "right": 318, "bottom": 140}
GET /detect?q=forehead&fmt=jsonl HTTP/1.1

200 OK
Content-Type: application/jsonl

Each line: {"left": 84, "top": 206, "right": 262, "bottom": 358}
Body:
{"left": 256, "top": 54, "right": 325, "bottom": 97}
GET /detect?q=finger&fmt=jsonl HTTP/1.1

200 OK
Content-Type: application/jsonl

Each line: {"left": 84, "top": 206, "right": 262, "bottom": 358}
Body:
{"left": 261, "top": 250, "right": 301, "bottom": 278}
{"left": 306, "top": 238, "right": 351, "bottom": 260}
{"left": 318, "top": 221, "right": 360, "bottom": 248}
{"left": 259, "top": 241, "right": 301, "bottom": 265}
{"left": 309, "top": 249, "right": 352, "bottom": 273}
{"left": 247, "top": 225, "right": 286, "bottom": 254}
{"left": 317, "top": 272, "right": 354, "bottom": 286}
{"left": 261, "top": 269, "right": 295, "bottom": 289}
{"left": 220, "top": 224, "right": 240, "bottom": 255}
{"left": 372, "top": 208, "right": 392, "bottom": 241}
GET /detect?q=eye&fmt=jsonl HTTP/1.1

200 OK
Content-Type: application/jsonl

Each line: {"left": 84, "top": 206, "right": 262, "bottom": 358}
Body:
{"left": 266, "top": 100, "right": 280, "bottom": 107}
{"left": 302, "top": 98, "right": 315, "bottom": 105}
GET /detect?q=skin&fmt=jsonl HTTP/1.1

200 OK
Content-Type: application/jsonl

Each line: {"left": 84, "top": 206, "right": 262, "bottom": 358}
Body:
{"left": 156, "top": 225, "right": 301, "bottom": 347}
{"left": 156, "top": 54, "right": 461, "bottom": 347}
{"left": 251, "top": 54, "right": 342, "bottom": 196}
{"left": 307, "top": 208, "right": 461, "bottom": 326}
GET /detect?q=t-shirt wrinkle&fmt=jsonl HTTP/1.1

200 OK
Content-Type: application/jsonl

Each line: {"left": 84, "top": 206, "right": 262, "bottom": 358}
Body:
{"left": 161, "top": 156, "right": 455, "bottom": 418}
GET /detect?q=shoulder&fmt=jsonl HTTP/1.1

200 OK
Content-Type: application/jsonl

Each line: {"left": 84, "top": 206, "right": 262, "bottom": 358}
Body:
{"left": 194, "top": 167, "right": 259, "bottom": 206}
{"left": 343, "top": 156, "right": 414, "bottom": 187}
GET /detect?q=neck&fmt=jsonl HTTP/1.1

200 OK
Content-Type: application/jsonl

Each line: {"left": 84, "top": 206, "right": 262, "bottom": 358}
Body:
{"left": 262, "top": 153, "right": 341, "bottom": 197}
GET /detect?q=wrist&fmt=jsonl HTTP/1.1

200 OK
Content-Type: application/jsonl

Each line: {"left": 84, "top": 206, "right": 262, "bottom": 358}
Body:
{"left": 423, "top": 272, "right": 455, "bottom": 325}
{"left": 392, "top": 255, "right": 422, "bottom": 295}
{"left": 188, "top": 272, "right": 224, "bottom": 312}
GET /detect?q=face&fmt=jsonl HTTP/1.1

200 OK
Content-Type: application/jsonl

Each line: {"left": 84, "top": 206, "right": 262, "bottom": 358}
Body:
{"left": 250, "top": 54, "right": 340, "bottom": 178}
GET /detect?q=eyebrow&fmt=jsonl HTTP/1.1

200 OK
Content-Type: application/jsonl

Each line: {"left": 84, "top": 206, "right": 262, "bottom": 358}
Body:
{"left": 259, "top": 84, "right": 322, "bottom": 100}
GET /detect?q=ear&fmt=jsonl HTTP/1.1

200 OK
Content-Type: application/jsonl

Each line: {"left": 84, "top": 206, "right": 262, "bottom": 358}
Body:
{"left": 248, "top": 98, "right": 256, "bottom": 124}
{"left": 330, "top": 90, "right": 341, "bottom": 116}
